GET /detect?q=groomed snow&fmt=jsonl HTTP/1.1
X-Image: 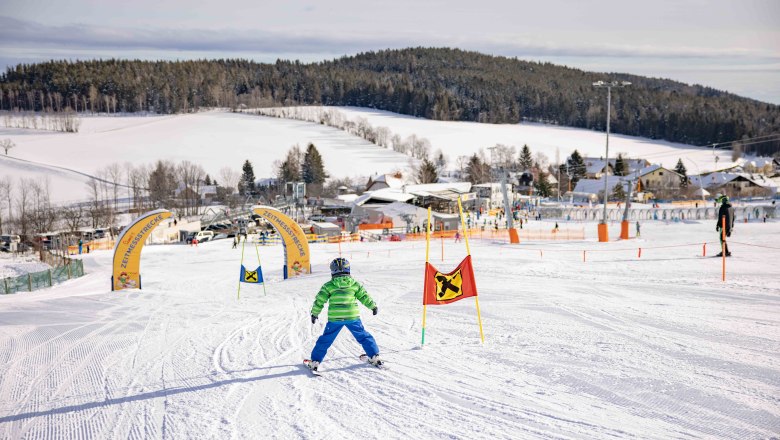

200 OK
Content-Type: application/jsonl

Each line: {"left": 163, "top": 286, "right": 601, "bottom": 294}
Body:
{"left": 1, "top": 220, "right": 778, "bottom": 439}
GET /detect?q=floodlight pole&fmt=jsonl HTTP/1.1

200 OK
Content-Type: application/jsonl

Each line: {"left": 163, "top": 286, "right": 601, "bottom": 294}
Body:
{"left": 593, "top": 80, "right": 630, "bottom": 242}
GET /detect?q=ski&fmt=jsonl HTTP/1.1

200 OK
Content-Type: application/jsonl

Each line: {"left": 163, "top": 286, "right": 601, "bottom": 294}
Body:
{"left": 359, "top": 354, "right": 387, "bottom": 369}
{"left": 303, "top": 359, "right": 322, "bottom": 376}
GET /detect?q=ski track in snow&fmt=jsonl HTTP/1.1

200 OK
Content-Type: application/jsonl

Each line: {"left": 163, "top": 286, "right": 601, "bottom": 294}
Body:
{"left": 1, "top": 221, "right": 779, "bottom": 439}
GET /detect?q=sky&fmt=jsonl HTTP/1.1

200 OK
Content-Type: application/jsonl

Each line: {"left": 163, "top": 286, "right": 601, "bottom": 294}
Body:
{"left": 1, "top": 0, "right": 779, "bottom": 104}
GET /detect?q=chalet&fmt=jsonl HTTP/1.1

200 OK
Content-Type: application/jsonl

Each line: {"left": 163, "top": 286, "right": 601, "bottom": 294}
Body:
{"left": 365, "top": 173, "right": 405, "bottom": 192}
{"left": 628, "top": 165, "right": 684, "bottom": 192}
{"left": 689, "top": 172, "right": 777, "bottom": 197}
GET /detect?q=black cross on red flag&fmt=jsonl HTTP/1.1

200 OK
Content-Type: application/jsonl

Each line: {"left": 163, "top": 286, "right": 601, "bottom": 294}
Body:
{"left": 423, "top": 255, "right": 478, "bottom": 305}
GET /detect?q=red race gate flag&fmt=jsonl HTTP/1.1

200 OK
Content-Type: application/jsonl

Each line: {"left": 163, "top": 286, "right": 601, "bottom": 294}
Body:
{"left": 423, "top": 255, "right": 478, "bottom": 305}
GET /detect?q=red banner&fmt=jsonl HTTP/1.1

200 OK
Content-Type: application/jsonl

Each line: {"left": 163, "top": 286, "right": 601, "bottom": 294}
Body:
{"left": 423, "top": 255, "right": 478, "bottom": 305}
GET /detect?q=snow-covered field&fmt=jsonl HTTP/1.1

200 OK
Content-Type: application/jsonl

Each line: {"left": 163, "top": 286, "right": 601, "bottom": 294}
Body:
{"left": 1, "top": 108, "right": 737, "bottom": 204}
{"left": 0, "top": 252, "right": 51, "bottom": 279}
{"left": 331, "top": 107, "right": 735, "bottom": 172}
{"left": 1, "top": 220, "right": 779, "bottom": 439}
{"left": 0, "top": 111, "right": 414, "bottom": 203}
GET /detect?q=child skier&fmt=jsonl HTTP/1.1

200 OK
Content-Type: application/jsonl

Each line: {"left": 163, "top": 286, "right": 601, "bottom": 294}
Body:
{"left": 307, "top": 258, "right": 381, "bottom": 372}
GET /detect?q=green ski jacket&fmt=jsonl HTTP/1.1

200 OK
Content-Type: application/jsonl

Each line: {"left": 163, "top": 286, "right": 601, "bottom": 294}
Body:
{"left": 311, "top": 276, "right": 376, "bottom": 322}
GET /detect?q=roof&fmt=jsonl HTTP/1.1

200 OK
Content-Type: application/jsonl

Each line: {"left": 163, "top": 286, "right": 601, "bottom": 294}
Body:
{"left": 739, "top": 155, "right": 775, "bottom": 169}
{"left": 335, "top": 194, "right": 359, "bottom": 203}
{"left": 572, "top": 176, "right": 633, "bottom": 195}
{"left": 353, "top": 189, "right": 415, "bottom": 206}
{"left": 405, "top": 182, "right": 472, "bottom": 202}
{"left": 689, "top": 172, "right": 777, "bottom": 189}
{"left": 367, "top": 174, "right": 405, "bottom": 190}
{"left": 312, "top": 221, "right": 341, "bottom": 229}
{"left": 364, "top": 201, "right": 428, "bottom": 219}
{"left": 404, "top": 182, "right": 472, "bottom": 193}
{"left": 584, "top": 157, "right": 648, "bottom": 175}
{"left": 584, "top": 159, "right": 611, "bottom": 175}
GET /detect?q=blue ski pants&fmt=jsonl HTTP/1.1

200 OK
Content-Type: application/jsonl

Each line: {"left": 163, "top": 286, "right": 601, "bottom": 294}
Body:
{"left": 310, "top": 319, "right": 378, "bottom": 362}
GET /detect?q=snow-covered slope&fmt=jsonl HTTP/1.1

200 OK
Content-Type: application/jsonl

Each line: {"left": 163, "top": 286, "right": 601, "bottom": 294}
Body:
{"left": 2, "top": 108, "right": 738, "bottom": 204}
{"left": 331, "top": 107, "right": 735, "bottom": 172}
{"left": 1, "top": 220, "right": 778, "bottom": 438}
{"left": 0, "top": 111, "right": 414, "bottom": 202}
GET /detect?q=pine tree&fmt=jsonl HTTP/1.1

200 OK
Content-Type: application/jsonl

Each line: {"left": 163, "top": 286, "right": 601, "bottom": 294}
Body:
{"left": 612, "top": 182, "right": 626, "bottom": 201}
{"left": 614, "top": 154, "right": 627, "bottom": 176}
{"left": 302, "top": 143, "right": 328, "bottom": 185}
{"left": 674, "top": 158, "right": 688, "bottom": 188}
{"left": 519, "top": 144, "right": 533, "bottom": 170}
{"left": 239, "top": 160, "right": 256, "bottom": 196}
{"left": 534, "top": 172, "right": 552, "bottom": 197}
{"left": 416, "top": 157, "right": 439, "bottom": 184}
{"left": 204, "top": 174, "right": 212, "bottom": 186}
{"left": 566, "top": 149, "right": 586, "bottom": 185}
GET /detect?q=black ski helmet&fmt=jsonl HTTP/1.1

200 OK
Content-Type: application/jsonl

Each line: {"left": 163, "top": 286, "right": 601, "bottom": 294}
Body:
{"left": 330, "top": 258, "right": 350, "bottom": 277}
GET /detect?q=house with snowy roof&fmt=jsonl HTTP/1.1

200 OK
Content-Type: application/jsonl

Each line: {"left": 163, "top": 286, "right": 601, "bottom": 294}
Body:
{"left": 583, "top": 157, "right": 650, "bottom": 178}
{"left": 689, "top": 172, "right": 777, "bottom": 197}
{"left": 365, "top": 173, "right": 405, "bottom": 192}
{"left": 627, "top": 165, "right": 685, "bottom": 192}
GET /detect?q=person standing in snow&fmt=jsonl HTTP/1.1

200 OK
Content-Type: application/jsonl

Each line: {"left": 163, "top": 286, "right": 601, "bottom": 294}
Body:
{"left": 715, "top": 194, "right": 735, "bottom": 257}
{"left": 308, "top": 258, "right": 381, "bottom": 371}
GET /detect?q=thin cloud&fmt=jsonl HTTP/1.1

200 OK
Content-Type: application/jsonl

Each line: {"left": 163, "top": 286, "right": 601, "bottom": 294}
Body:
{"left": 1, "top": 16, "right": 777, "bottom": 61}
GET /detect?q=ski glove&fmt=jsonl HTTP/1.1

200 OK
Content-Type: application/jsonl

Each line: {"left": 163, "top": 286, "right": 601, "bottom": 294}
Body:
{"left": 372, "top": 307, "right": 378, "bottom": 316}
{"left": 311, "top": 315, "right": 317, "bottom": 324}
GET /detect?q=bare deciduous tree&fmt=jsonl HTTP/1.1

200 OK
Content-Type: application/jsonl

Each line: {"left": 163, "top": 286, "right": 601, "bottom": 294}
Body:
{"left": 15, "top": 178, "right": 32, "bottom": 238}
{"left": 1, "top": 138, "right": 15, "bottom": 155}
{"left": 0, "top": 177, "right": 11, "bottom": 234}
{"left": 60, "top": 204, "right": 85, "bottom": 234}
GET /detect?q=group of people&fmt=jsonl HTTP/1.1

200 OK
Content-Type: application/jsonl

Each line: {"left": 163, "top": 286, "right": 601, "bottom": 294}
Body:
{"left": 303, "top": 194, "right": 743, "bottom": 373}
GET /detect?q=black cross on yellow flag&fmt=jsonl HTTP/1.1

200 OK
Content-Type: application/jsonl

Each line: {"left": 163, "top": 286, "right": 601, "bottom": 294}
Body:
{"left": 423, "top": 256, "right": 478, "bottom": 305}
{"left": 239, "top": 265, "right": 264, "bottom": 284}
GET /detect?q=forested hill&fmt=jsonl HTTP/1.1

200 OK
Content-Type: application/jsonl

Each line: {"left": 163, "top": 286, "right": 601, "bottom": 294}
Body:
{"left": 1, "top": 47, "right": 778, "bottom": 153}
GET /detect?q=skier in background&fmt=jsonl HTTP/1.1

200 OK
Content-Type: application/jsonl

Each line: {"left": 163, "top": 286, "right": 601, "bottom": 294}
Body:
{"left": 307, "top": 258, "right": 381, "bottom": 372}
{"left": 636, "top": 221, "right": 641, "bottom": 238}
{"left": 716, "top": 194, "right": 735, "bottom": 257}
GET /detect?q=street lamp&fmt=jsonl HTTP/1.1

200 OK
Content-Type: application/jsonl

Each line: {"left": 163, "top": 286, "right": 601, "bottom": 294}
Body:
{"left": 592, "top": 80, "right": 631, "bottom": 242}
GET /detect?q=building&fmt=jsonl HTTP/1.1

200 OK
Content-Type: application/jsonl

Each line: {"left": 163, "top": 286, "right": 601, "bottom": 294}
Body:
{"left": 583, "top": 157, "right": 650, "bottom": 179}
{"left": 473, "top": 183, "right": 510, "bottom": 210}
{"left": 571, "top": 176, "right": 633, "bottom": 202}
{"left": 583, "top": 158, "right": 612, "bottom": 179}
{"left": 689, "top": 172, "right": 777, "bottom": 198}
{"left": 739, "top": 156, "right": 776, "bottom": 175}
{"left": 365, "top": 173, "right": 405, "bottom": 192}
{"left": 629, "top": 165, "right": 684, "bottom": 192}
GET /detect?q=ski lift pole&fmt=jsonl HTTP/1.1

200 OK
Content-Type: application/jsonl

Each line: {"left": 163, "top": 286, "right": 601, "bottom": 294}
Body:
{"left": 421, "top": 207, "right": 432, "bottom": 346}
{"left": 255, "top": 243, "right": 267, "bottom": 296}
{"left": 237, "top": 239, "right": 246, "bottom": 300}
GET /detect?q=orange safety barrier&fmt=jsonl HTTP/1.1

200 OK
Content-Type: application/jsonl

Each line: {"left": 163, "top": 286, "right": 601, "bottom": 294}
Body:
{"left": 68, "top": 240, "right": 115, "bottom": 254}
{"left": 327, "top": 233, "right": 360, "bottom": 243}
{"left": 358, "top": 222, "right": 393, "bottom": 230}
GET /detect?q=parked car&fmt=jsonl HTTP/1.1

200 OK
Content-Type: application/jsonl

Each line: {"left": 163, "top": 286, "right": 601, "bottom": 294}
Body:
{"left": 0, "top": 234, "right": 21, "bottom": 252}
{"left": 187, "top": 231, "right": 214, "bottom": 243}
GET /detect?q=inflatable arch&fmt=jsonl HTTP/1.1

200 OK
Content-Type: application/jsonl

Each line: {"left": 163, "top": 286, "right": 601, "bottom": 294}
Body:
{"left": 252, "top": 205, "right": 311, "bottom": 279}
{"left": 112, "top": 209, "right": 173, "bottom": 291}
